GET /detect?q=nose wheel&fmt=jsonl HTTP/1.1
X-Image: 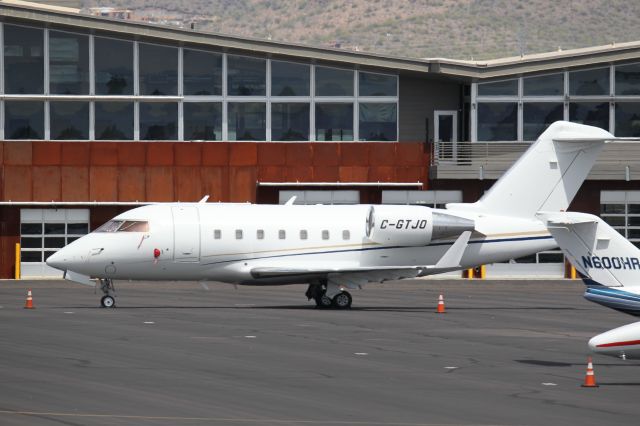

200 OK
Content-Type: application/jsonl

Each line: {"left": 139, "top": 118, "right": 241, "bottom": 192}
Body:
{"left": 99, "top": 278, "right": 116, "bottom": 308}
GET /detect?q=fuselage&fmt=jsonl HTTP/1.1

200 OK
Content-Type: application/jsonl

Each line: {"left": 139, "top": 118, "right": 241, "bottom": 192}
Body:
{"left": 47, "top": 202, "right": 555, "bottom": 285}
{"left": 589, "top": 321, "right": 640, "bottom": 359}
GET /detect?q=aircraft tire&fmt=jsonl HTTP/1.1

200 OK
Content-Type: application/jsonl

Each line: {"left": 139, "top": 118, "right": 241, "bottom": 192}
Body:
{"left": 314, "top": 293, "right": 333, "bottom": 309}
{"left": 100, "top": 295, "right": 116, "bottom": 308}
{"left": 331, "top": 291, "right": 352, "bottom": 310}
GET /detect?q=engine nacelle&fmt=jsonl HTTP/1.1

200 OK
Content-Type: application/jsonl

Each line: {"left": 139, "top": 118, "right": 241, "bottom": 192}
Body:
{"left": 366, "top": 205, "right": 475, "bottom": 247}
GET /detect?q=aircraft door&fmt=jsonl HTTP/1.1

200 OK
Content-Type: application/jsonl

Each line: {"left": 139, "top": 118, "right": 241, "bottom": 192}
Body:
{"left": 172, "top": 205, "right": 200, "bottom": 262}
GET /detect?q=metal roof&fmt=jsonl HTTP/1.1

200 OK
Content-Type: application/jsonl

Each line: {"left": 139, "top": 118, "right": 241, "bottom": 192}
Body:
{"left": 2, "top": 0, "right": 640, "bottom": 80}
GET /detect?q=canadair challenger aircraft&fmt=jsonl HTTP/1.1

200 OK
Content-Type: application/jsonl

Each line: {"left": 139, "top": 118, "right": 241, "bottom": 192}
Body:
{"left": 539, "top": 211, "right": 640, "bottom": 359}
{"left": 47, "top": 121, "right": 612, "bottom": 309}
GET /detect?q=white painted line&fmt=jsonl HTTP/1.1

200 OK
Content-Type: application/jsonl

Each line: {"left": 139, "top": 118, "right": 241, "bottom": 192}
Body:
{"left": 144, "top": 321, "right": 155, "bottom": 324}
{"left": 444, "top": 366, "right": 459, "bottom": 370}
{"left": 354, "top": 353, "right": 368, "bottom": 356}
{"left": 64, "top": 312, "right": 74, "bottom": 314}
{"left": 244, "top": 335, "right": 256, "bottom": 338}
{"left": 542, "top": 383, "right": 558, "bottom": 386}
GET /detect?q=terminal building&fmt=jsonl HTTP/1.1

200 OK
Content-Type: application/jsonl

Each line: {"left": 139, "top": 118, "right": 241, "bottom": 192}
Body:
{"left": 1, "top": 1, "right": 640, "bottom": 278}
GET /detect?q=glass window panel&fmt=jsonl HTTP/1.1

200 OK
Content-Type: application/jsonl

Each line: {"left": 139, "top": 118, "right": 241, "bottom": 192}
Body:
{"left": 49, "top": 31, "right": 89, "bottom": 94}
{"left": 359, "top": 103, "right": 397, "bottom": 141}
{"left": 235, "top": 229, "right": 243, "bottom": 239}
{"left": 569, "top": 68, "right": 609, "bottom": 96}
{"left": 630, "top": 204, "right": 640, "bottom": 214}
{"left": 67, "top": 223, "right": 89, "bottom": 234}
{"left": 183, "top": 49, "right": 222, "bottom": 96}
{"left": 256, "top": 229, "right": 264, "bottom": 239}
{"left": 315, "top": 67, "right": 353, "bottom": 96}
{"left": 477, "top": 79, "right": 518, "bottom": 96}
{"left": 359, "top": 72, "right": 397, "bottom": 96}
{"left": 615, "top": 103, "right": 640, "bottom": 137}
{"left": 139, "top": 43, "right": 178, "bottom": 96}
{"left": 271, "top": 60, "right": 309, "bottom": 96}
{"left": 601, "top": 203, "right": 625, "bottom": 213}
{"left": 523, "top": 73, "right": 564, "bottom": 96}
{"left": 477, "top": 103, "right": 517, "bottom": 141}
{"left": 628, "top": 216, "right": 640, "bottom": 226}
{"left": 183, "top": 103, "right": 222, "bottom": 140}
{"left": 629, "top": 229, "right": 640, "bottom": 239}
{"left": 523, "top": 103, "right": 563, "bottom": 140}
{"left": 227, "top": 102, "right": 266, "bottom": 141}
{"left": 95, "top": 102, "right": 134, "bottom": 140}
{"left": 44, "top": 237, "right": 66, "bottom": 248}
{"left": 140, "top": 103, "right": 178, "bottom": 140}
{"left": 602, "top": 216, "right": 625, "bottom": 226}
{"left": 315, "top": 103, "right": 354, "bottom": 141}
{"left": 322, "top": 230, "right": 329, "bottom": 240}
{"left": 569, "top": 102, "right": 609, "bottom": 130}
{"left": 616, "top": 63, "right": 640, "bottom": 96}
{"left": 538, "top": 252, "right": 564, "bottom": 263}
{"left": 271, "top": 103, "right": 309, "bottom": 141}
{"left": 5, "top": 101, "right": 44, "bottom": 139}
{"left": 20, "top": 237, "right": 42, "bottom": 249}
{"left": 342, "top": 230, "right": 350, "bottom": 240}
{"left": 214, "top": 229, "right": 221, "bottom": 239}
{"left": 94, "top": 37, "right": 133, "bottom": 95}
{"left": 50, "top": 102, "right": 89, "bottom": 140}
{"left": 300, "top": 230, "right": 308, "bottom": 240}
{"left": 21, "top": 223, "right": 42, "bottom": 235}
{"left": 67, "top": 236, "right": 80, "bottom": 244}
{"left": 21, "top": 251, "right": 42, "bottom": 262}
{"left": 278, "top": 230, "right": 286, "bottom": 239}
{"left": 512, "top": 254, "right": 536, "bottom": 263}
{"left": 44, "top": 251, "right": 57, "bottom": 262}
{"left": 44, "top": 223, "right": 65, "bottom": 234}
{"left": 4, "top": 24, "right": 44, "bottom": 94}
{"left": 227, "top": 55, "right": 266, "bottom": 96}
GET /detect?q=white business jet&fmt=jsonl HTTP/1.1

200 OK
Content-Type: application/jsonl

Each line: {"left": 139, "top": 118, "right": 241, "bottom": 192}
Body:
{"left": 47, "top": 121, "right": 611, "bottom": 309}
{"left": 539, "top": 211, "right": 640, "bottom": 359}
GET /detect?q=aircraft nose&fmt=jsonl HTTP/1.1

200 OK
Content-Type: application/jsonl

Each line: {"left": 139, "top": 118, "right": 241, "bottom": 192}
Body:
{"left": 588, "top": 336, "right": 599, "bottom": 353}
{"left": 45, "top": 248, "right": 67, "bottom": 270}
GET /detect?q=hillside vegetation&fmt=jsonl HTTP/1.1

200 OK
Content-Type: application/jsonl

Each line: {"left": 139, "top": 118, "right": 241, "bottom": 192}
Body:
{"left": 84, "top": 0, "right": 640, "bottom": 60}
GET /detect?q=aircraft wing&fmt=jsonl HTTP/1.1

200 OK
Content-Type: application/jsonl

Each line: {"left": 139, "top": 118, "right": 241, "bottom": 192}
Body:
{"left": 250, "top": 231, "right": 471, "bottom": 287}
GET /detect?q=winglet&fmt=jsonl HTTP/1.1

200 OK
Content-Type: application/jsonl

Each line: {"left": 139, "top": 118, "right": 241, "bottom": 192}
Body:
{"left": 284, "top": 196, "right": 297, "bottom": 206}
{"left": 199, "top": 195, "right": 210, "bottom": 203}
{"left": 434, "top": 231, "right": 471, "bottom": 268}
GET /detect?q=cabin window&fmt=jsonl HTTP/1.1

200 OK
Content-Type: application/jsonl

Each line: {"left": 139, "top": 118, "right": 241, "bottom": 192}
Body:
{"left": 322, "top": 230, "right": 330, "bottom": 240}
{"left": 342, "top": 230, "right": 350, "bottom": 240}
{"left": 257, "top": 229, "right": 264, "bottom": 239}
{"left": 235, "top": 229, "right": 243, "bottom": 239}
{"left": 214, "top": 229, "right": 221, "bottom": 239}
{"left": 279, "top": 230, "right": 286, "bottom": 239}
{"left": 300, "top": 230, "right": 308, "bottom": 240}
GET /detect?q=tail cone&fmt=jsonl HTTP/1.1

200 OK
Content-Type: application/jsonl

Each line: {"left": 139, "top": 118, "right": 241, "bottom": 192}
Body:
{"left": 581, "top": 356, "right": 598, "bottom": 388}
{"left": 436, "top": 294, "right": 446, "bottom": 314}
{"left": 24, "top": 289, "right": 34, "bottom": 309}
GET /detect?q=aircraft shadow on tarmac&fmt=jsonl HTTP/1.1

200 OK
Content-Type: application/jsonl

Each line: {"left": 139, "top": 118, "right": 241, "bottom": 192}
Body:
{"left": 516, "top": 359, "right": 640, "bottom": 368}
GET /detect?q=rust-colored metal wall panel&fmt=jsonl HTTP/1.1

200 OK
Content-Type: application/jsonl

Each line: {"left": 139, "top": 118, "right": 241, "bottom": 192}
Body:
{"left": 91, "top": 143, "right": 118, "bottom": 166}
{"left": 32, "top": 166, "right": 61, "bottom": 201}
{"left": 4, "top": 142, "right": 32, "bottom": 165}
{"left": 368, "top": 166, "right": 396, "bottom": 182}
{"left": 286, "top": 144, "right": 313, "bottom": 166}
{"left": 89, "top": 166, "right": 118, "bottom": 201}
{"left": 175, "top": 166, "right": 203, "bottom": 202}
{"left": 61, "top": 166, "right": 89, "bottom": 201}
{"left": 118, "top": 143, "right": 146, "bottom": 166}
{"left": 33, "top": 142, "right": 61, "bottom": 165}
{"left": 147, "top": 143, "right": 174, "bottom": 166}
{"left": 175, "top": 144, "right": 202, "bottom": 166}
{"left": 312, "top": 166, "right": 339, "bottom": 182}
{"left": 0, "top": 206, "right": 20, "bottom": 278}
{"left": 229, "top": 143, "right": 258, "bottom": 166}
{"left": 395, "top": 166, "right": 426, "bottom": 184}
{"left": 258, "top": 165, "right": 285, "bottom": 182}
{"left": 311, "top": 143, "right": 339, "bottom": 166}
{"left": 369, "top": 143, "right": 397, "bottom": 166}
{"left": 228, "top": 166, "right": 256, "bottom": 202}
{"left": 145, "top": 166, "right": 174, "bottom": 202}
{"left": 339, "top": 166, "right": 369, "bottom": 182}
{"left": 285, "top": 165, "right": 313, "bottom": 182}
{"left": 396, "top": 143, "right": 426, "bottom": 166}
{"left": 257, "top": 143, "right": 286, "bottom": 166}
{"left": 90, "top": 206, "right": 127, "bottom": 231}
{"left": 0, "top": 143, "right": 4, "bottom": 164}
{"left": 201, "top": 167, "right": 228, "bottom": 201}
{"left": 61, "top": 143, "right": 90, "bottom": 166}
{"left": 339, "top": 144, "right": 370, "bottom": 166}
{"left": 3, "top": 166, "right": 32, "bottom": 201}
{"left": 202, "top": 143, "right": 229, "bottom": 166}
{"left": 117, "top": 166, "right": 146, "bottom": 201}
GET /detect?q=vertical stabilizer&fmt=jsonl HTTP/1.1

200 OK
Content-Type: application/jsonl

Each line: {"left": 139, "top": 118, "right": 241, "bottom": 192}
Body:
{"left": 449, "top": 121, "right": 611, "bottom": 218}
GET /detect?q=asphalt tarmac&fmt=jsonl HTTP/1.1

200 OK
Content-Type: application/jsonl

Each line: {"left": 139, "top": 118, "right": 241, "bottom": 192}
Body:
{"left": 0, "top": 279, "right": 638, "bottom": 426}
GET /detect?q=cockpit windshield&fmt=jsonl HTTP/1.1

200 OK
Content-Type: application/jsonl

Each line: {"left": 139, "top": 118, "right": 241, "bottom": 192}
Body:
{"left": 95, "top": 220, "right": 149, "bottom": 233}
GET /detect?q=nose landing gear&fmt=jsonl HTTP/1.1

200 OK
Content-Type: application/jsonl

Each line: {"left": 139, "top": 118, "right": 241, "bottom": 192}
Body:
{"left": 99, "top": 278, "right": 116, "bottom": 308}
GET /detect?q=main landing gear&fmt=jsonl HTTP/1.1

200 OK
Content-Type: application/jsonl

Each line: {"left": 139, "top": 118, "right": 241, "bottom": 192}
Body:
{"left": 306, "top": 282, "right": 353, "bottom": 310}
{"left": 99, "top": 278, "right": 116, "bottom": 308}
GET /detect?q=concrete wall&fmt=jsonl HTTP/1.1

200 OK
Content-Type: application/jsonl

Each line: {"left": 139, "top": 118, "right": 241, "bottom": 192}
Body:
{"left": 399, "top": 76, "right": 462, "bottom": 143}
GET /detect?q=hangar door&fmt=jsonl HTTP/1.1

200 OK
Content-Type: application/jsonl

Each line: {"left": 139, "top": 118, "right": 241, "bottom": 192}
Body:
{"left": 172, "top": 205, "right": 200, "bottom": 262}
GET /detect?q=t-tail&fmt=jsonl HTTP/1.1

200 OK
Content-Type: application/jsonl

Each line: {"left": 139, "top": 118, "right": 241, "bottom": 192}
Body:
{"left": 538, "top": 211, "right": 640, "bottom": 316}
{"left": 448, "top": 121, "right": 612, "bottom": 218}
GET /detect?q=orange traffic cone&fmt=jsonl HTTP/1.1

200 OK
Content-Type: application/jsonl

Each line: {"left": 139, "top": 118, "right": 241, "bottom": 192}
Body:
{"left": 581, "top": 356, "right": 598, "bottom": 388}
{"left": 436, "top": 294, "right": 446, "bottom": 314}
{"left": 24, "top": 289, "right": 34, "bottom": 309}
